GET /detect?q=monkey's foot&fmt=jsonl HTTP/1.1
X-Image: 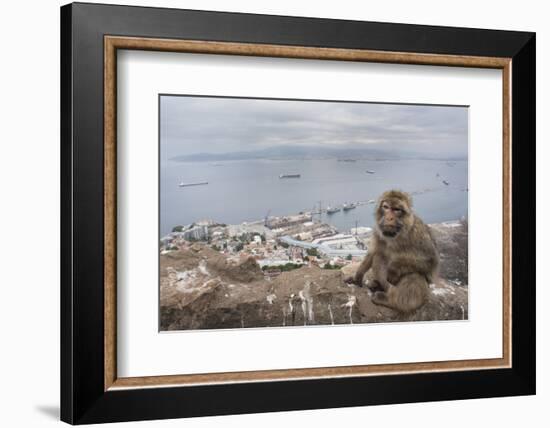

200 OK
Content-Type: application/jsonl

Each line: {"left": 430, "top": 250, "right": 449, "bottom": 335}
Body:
{"left": 372, "top": 291, "right": 389, "bottom": 306}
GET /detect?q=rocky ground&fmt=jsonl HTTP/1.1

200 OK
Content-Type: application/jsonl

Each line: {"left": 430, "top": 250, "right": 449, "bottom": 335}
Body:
{"left": 160, "top": 221, "right": 468, "bottom": 330}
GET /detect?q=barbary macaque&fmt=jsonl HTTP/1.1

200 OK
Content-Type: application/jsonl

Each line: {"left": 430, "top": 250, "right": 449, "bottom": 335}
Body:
{"left": 349, "top": 190, "right": 439, "bottom": 313}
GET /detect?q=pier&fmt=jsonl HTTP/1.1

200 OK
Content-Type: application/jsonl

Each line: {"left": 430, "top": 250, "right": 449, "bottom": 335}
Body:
{"left": 279, "top": 235, "right": 367, "bottom": 258}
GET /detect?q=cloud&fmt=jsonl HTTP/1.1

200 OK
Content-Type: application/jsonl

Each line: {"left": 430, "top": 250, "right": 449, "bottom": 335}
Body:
{"left": 160, "top": 95, "right": 468, "bottom": 160}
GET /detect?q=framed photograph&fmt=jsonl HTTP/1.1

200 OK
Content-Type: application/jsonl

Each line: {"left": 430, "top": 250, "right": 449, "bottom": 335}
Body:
{"left": 61, "top": 2, "right": 535, "bottom": 424}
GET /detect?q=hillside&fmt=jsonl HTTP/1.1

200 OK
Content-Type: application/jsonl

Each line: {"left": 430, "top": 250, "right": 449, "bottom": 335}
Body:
{"left": 160, "top": 221, "right": 468, "bottom": 330}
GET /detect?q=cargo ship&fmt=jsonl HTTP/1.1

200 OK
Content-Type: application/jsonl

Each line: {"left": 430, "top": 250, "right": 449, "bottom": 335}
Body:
{"left": 179, "top": 181, "right": 209, "bottom": 187}
{"left": 326, "top": 205, "right": 341, "bottom": 214}
{"left": 279, "top": 174, "right": 301, "bottom": 179}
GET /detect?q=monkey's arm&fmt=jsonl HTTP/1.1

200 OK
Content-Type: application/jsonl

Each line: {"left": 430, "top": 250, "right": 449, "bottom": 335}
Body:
{"left": 371, "top": 253, "right": 393, "bottom": 291}
{"left": 353, "top": 252, "right": 373, "bottom": 285}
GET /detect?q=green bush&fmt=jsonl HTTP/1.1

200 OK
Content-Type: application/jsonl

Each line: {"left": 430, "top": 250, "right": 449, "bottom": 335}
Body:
{"left": 280, "top": 263, "right": 302, "bottom": 272}
{"left": 306, "top": 248, "right": 319, "bottom": 257}
{"left": 323, "top": 263, "right": 340, "bottom": 270}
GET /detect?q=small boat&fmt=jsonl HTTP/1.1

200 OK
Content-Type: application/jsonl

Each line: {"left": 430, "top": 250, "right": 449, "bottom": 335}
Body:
{"left": 442, "top": 180, "right": 450, "bottom": 186}
{"left": 337, "top": 159, "right": 357, "bottom": 162}
{"left": 365, "top": 170, "right": 375, "bottom": 174}
{"left": 343, "top": 203, "right": 357, "bottom": 211}
{"left": 367, "top": 199, "right": 375, "bottom": 204}
{"left": 179, "top": 181, "right": 208, "bottom": 187}
{"left": 279, "top": 174, "right": 301, "bottom": 179}
{"left": 326, "top": 206, "right": 341, "bottom": 214}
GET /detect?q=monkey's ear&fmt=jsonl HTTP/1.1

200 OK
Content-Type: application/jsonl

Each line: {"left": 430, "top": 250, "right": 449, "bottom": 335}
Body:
{"left": 395, "top": 190, "right": 413, "bottom": 208}
{"left": 405, "top": 193, "right": 413, "bottom": 208}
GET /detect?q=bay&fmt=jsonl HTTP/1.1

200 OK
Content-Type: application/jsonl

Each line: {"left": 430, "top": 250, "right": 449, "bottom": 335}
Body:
{"left": 160, "top": 158, "right": 468, "bottom": 236}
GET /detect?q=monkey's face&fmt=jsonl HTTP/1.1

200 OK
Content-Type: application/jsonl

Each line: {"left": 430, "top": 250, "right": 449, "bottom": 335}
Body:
{"left": 377, "top": 199, "right": 409, "bottom": 238}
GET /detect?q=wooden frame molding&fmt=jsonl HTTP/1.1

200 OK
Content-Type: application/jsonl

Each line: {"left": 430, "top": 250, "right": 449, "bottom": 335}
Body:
{"left": 104, "top": 35, "right": 512, "bottom": 391}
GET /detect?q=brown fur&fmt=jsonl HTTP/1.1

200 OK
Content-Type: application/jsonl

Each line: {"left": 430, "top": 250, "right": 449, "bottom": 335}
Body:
{"left": 351, "top": 190, "right": 439, "bottom": 313}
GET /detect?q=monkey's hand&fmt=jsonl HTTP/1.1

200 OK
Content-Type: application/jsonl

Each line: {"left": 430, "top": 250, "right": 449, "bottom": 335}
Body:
{"left": 343, "top": 275, "right": 356, "bottom": 285}
{"left": 366, "top": 279, "right": 385, "bottom": 292}
{"left": 351, "top": 271, "right": 365, "bottom": 287}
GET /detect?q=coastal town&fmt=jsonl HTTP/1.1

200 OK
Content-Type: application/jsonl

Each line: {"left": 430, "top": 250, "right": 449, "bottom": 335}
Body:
{"left": 159, "top": 182, "right": 454, "bottom": 278}
{"left": 160, "top": 211, "right": 372, "bottom": 278}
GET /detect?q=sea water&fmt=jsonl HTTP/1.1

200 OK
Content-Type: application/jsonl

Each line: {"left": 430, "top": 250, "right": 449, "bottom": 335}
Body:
{"left": 160, "top": 158, "right": 468, "bottom": 236}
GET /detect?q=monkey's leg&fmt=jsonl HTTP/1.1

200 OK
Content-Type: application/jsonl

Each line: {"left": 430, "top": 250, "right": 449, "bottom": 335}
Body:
{"left": 372, "top": 273, "right": 428, "bottom": 313}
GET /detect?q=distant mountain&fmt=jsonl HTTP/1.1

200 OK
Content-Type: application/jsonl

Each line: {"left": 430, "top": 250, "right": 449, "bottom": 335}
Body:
{"left": 169, "top": 144, "right": 466, "bottom": 162}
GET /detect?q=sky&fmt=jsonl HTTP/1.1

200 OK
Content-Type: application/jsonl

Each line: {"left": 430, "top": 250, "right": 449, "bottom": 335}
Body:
{"left": 160, "top": 95, "right": 468, "bottom": 160}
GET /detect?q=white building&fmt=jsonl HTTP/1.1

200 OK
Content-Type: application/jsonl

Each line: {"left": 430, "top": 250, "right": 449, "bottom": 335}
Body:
{"left": 182, "top": 225, "right": 208, "bottom": 241}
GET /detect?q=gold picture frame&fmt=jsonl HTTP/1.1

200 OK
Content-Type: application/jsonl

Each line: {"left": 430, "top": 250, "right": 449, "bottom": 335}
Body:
{"left": 104, "top": 36, "right": 511, "bottom": 391}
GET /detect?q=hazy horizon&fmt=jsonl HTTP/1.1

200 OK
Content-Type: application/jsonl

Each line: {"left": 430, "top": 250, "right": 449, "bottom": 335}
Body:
{"left": 160, "top": 95, "right": 468, "bottom": 162}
